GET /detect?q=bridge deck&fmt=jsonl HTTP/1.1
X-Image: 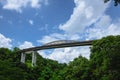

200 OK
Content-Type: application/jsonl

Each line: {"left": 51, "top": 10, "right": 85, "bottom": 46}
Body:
{"left": 18, "top": 40, "right": 95, "bottom": 53}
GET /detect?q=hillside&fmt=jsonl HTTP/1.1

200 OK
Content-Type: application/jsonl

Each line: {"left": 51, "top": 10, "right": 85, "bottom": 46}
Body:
{"left": 0, "top": 35, "right": 120, "bottom": 80}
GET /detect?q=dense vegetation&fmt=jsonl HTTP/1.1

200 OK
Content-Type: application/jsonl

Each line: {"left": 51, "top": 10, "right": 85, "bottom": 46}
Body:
{"left": 104, "top": 0, "right": 120, "bottom": 6}
{"left": 0, "top": 35, "right": 120, "bottom": 80}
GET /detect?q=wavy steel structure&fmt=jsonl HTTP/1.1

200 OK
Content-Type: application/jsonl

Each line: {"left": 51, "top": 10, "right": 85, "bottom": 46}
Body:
{"left": 43, "top": 40, "right": 78, "bottom": 46}
{"left": 18, "top": 40, "right": 96, "bottom": 66}
{"left": 18, "top": 40, "right": 95, "bottom": 53}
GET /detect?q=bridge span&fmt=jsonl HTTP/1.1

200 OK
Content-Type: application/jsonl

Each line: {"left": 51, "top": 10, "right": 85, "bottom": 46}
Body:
{"left": 18, "top": 40, "right": 95, "bottom": 66}
{"left": 18, "top": 40, "right": 95, "bottom": 53}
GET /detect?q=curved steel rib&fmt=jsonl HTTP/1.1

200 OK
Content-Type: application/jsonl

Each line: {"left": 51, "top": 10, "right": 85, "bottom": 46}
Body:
{"left": 18, "top": 40, "right": 95, "bottom": 53}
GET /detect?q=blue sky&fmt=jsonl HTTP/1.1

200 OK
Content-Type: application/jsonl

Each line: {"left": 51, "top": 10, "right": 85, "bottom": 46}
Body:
{"left": 0, "top": 0, "right": 120, "bottom": 63}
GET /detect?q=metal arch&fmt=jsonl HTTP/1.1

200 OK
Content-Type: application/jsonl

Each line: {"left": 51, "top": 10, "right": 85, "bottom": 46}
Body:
{"left": 18, "top": 39, "right": 96, "bottom": 67}
{"left": 17, "top": 40, "right": 96, "bottom": 53}
{"left": 43, "top": 40, "right": 78, "bottom": 46}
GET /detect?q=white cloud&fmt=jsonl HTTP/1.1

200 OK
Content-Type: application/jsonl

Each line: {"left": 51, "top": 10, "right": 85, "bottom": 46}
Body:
{"left": 0, "top": 0, "right": 48, "bottom": 12}
{"left": 108, "top": 24, "right": 120, "bottom": 35}
{"left": 19, "top": 41, "right": 34, "bottom": 49}
{"left": 86, "top": 15, "right": 120, "bottom": 39}
{"left": 39, "top": 46, "right": 90, "bottom": 63}
{"left": 36, "top": 0, "right": 111, "bottom": 63}
{"left": 0, "top": 33, "right": 12, "bottom": 49}
{"left": 40, "top": 14, "right": 120, "bottom": 63}
{"left": 2, "top": 0, "right": 30, "bottom": 12}
{"left": 29, "top": 20, "right": 34, "bottom": 25}
{"left": 59, "top": 0, "right": 109, "bottom": 33}
{"left": 31, "top": 0, "right": 40, "bottom": 8}
{"left": 37, "top": 33, "right": 80, "bottom": 44}
{"left": 37, "top": 33, "right": 91, "bottom": 63}
{"left": 37, "top": 35, "right": 58, "bottom": 44}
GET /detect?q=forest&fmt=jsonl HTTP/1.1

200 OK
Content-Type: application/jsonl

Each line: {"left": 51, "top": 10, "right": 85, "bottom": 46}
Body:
{"left": 0, "top": 35, "right": 120, "bottom": 80}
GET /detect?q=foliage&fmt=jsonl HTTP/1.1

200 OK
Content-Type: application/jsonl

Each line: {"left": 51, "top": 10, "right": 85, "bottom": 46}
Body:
{"left": 0, "top": 60, "right": 27, "bottom": 80}
{"left": 61, "top": 56, "right": 90, "bottom": 80}
{"left": 0, "top": 35, "right": 120, "bottom": 80}
{"left": 90, "top": 35, "right": 120, "bottom": 80}
{"left": 104, "top": 0, "right": 120, "bottom": 6}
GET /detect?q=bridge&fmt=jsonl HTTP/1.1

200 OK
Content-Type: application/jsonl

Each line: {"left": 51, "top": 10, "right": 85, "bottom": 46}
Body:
{"left": 18, "top": 40, "right": 95, "bottom": 66}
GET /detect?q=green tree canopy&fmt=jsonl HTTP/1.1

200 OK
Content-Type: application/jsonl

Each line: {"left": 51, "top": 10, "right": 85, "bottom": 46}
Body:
{"left": 90, "top": 35, "right": 120, "bottom": 80}
{"left": 0, "top": 35, "right": 120, "bottom": 80}
{"left": 104, "top": 0, "right": 120, "bottom": 6}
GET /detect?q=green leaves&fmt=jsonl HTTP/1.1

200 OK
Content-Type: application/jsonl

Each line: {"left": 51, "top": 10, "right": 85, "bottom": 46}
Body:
{"left": 0, "top": 35, "right": 120, "bottom": 80}
{"left": 104, "top": 0, "right": 120, "bottom": 6}
{"left": 90, "top": 35, "right": 120, "bottom": 80}
{"left": 0, "top": 60, "right": 27, "bottom": 80}
{"left": 61, "top": 56, "right": 90, "bottom": 80}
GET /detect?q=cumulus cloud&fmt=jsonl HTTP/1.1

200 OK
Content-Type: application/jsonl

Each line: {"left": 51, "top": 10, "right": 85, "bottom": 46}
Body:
{"left": 38, "top": 14, "right": 120, "bottom": 63}
{"left": 37, "top": 0, "right": 111, "bottom": 63}
{"left": 37, "top": 33, "right": 80, "bottom": 44}
{"left": 86, "top": 15, "right": 120, "bottom": 39}
{"left": 29, "top": 19, "right": 34, "bottom": 25}
{"left": 59, "top": 0, "right": 109, "bottom": 33}
{"left": 31, "top": 0, "right": 40, "bottom": 8}
{"left": 0, "top": 33, "right": 12, "bottom": 49}
{"left": 39, "top": 46, "right": 90, "bottom": 63}
{"left": 37, "top": 33, "right": 91, "bottom": 63}
{"left": 19, "top": 41, "right": 34, "bottom": 49}
{"left": 0, "top": 0, "right": 48, "bottom": 12}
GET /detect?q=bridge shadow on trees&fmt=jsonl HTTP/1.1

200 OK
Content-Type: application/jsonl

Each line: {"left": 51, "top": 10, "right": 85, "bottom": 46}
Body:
{"left": 0, "top": 35, "right": 120, "bottom": 80}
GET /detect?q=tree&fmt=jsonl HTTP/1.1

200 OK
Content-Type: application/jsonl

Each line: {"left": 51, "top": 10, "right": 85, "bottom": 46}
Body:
{"left": 62, "top": 56, "right": 90, "bottom": 80}
{"left": 104, "top": 0, "right": 120, "bottom": 6}
{"left": 0, "top": 60, "right": 27, "bottom": 80}
{"left": 90, "top": 35, "right": 120, "bottom": 80}
{"left": 0, "top": 48, "right": 12, "bottom": 61}
{"left": 0, "top": 35, "right": 120, "bottom": 80}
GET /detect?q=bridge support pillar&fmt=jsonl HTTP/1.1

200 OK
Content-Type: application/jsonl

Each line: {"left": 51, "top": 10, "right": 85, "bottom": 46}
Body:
{"left": 32, "top": 51, "right": 37, "bottom": 67}
{"left": 21, "top": 53, "right": 26, "bottom": 63}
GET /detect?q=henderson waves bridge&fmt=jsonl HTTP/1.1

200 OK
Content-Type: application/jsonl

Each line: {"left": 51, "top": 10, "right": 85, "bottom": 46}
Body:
{"left": 18, "top": 40, "right": 95, "bottom": 66}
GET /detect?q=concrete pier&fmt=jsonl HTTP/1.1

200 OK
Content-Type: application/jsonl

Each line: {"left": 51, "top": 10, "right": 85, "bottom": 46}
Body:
{"left": 20, "top": 51, "right": 37, "bottom": 67}
{"left": 18, "top": 40, "right": 95, "bottom": 67}
{"left": 21, "top": 53, "right": 26, "bottom": 63}
{"left": 32, "top": 51, "right": 37, "bottom": 67}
